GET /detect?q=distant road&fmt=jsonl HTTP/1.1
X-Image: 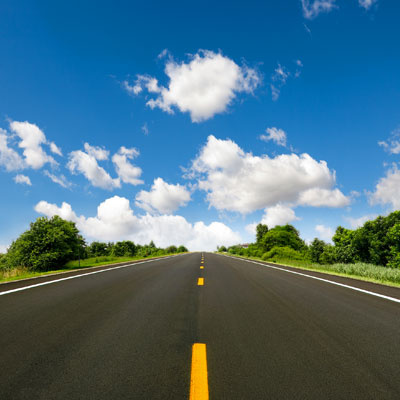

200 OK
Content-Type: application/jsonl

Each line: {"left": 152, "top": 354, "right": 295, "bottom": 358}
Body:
{"left": 1, "top": 253, "right": 399, "bottom": 399}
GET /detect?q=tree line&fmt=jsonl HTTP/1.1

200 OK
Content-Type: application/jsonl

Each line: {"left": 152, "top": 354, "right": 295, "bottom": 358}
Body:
{"left": 0, "top": 216, "right": 188, "bottom": 272}
{"left": 219, "top": 210, "right": 400, "bottom": 268}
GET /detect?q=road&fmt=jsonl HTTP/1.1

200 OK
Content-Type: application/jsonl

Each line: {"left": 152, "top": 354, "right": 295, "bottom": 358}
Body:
{"left": 1, "top": 252, "right": 399, "bottom": 399}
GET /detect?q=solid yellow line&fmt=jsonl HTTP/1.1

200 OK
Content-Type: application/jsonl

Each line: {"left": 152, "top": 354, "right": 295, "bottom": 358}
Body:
{"left": 198, "top": 277, "right": 204, "bottom": 286}
{"left": 200, "top": 266, "right": 204, "bottom": 269}
{"left": 190, "top": 343, "right": 209, "bottom": 400}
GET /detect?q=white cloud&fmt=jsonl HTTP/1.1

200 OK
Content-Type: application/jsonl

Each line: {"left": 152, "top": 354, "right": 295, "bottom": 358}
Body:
{"left": 315, "top": 224, "right": 334, "bottom": 242}
{"left": 261, "top": 204, "right": 299, "bottom": 227}
{"left": 0, "top": 244, "right": 8, "bottom": 253}
{"left": 297, "top": 188, "right": 350, "bottom": 207}
{"left": 142, "top": 122, "right": 149, "bottom": 135}
{"left": 247, "top": 204, "right": 299, "bottom": 234}
{"left": 270, "top": 61, "right": 302, "bottom": 101}
{"left": 190, "top": 135, "right": 349, "bottom": 213}
{"left": 112, "top": 146, "right": 143, "bottom": 186}
{"left": 345, "top": 214, "right": 377, "bottom": 229}
{"left": 0, "top": 129, "right": 25, "bottom": 171}
{"left": 358, "top": 0, "right": 377, "bottom": 10}
{"left": 260, "top": 127, "right": 287, "bottom": 147}
{"left": 44, "top": 170, "right": 72, "bottom": 188}
{"left": 270, "top": 64, "right": 290, "bottom": 101}
{"left": 128, "top": 50, "right": 260, "bottom": 122}
{"left": 49, "top": 142, "right": 63, "bottom": 156}
{"left": 369, "top": 164, "right": 400, "bottom": 210}
{"left": 14, "top": 174, "right": 31, "bottom": 186}
{"left": 136, "top": 177, "right": 191, "bottom": 214}
{"left": 67, "top": 143, "right": 120, "bottom": 190}
{"left": 378, "top": 128, "right": 400, "bottom": 154}
{"left": 9, "top": 121, "right": 56, "bottom": 169}
{"left": 35, "top": 196, "right": 241, "bottom": 251}
{"left": 84, "top": 143, "right": 109, "bottom": 160}
{"left": 301, "top": 0, "right": 337, "bottom": 19}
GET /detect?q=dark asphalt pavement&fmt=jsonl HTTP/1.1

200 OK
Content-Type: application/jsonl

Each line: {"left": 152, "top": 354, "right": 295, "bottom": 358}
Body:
{"left": 1, "top": 252, "right": 399, "bottom": 399}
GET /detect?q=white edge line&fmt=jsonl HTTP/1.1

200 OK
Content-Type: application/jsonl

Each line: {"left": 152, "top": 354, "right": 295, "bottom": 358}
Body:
{"left": 218, "top": 253, "right": 400, "bottom": 305}
{"left": 0, "top": 254, "right": 182, "bottom": 296}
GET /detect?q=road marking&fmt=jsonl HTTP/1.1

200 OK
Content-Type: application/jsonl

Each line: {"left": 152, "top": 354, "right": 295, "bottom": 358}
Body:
{"left": 190, "top": 343, "right": 209, "bottom": 400}
{"left": 218, "top": 254, "right": 400, "bottom": 304}
{"left": 198, "top": 278, "right": 204, "bottom": 286}
{"left": 200, "top": 266, "right": 204, "bottom": 269}
{"left": 0, "top": 255, "right": 183, "bottom": 296}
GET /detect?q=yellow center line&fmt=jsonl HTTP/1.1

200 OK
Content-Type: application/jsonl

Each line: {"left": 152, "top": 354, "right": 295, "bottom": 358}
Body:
{"left": 190, "top": 343, "right": 209, "bottom": 400}
{"left": 200, "top": 266, "right": 204, "bottom": 269}
{"left": 197, "top": 277, "right": 204, "bottom": 286}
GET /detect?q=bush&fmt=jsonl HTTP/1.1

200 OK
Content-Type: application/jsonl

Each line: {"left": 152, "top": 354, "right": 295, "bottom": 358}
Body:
{"left": 319, "top": 245, "right": 337, "bottom": 264}
{"left": 260, "top": 225, "right": 306, "bottom": 253}
{"left": 262, "top": 246, "right": 304, "bottom": 262}
{"left": 4, "top": 216, "right": 85, "bottom": 271}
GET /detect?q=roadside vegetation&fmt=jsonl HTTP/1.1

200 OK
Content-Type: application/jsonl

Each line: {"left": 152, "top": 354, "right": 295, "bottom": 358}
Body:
{"left": 218, "top": 211, "right": 400, "bottom": 287}
{"left": 0, "top": 216, "right": 188, "bottom": 283}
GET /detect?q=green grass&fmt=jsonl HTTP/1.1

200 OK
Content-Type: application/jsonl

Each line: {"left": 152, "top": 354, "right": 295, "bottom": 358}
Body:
{"left": 0, "top": 253, "right": 182, "bottom": 283}
{"left": 221, "top": 253, "right": 400, "bottom": 288}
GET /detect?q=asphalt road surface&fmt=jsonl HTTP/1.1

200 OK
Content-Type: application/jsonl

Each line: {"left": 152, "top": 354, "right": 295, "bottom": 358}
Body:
{"left": 1, "top": 252, "right": 399, "bottom": 399}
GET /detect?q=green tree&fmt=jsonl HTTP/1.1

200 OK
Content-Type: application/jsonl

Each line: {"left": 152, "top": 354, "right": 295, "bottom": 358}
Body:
{"left": 88, "top": 241, "right": 108, "bottom": 257}
{"left": 177, "top": 245, "right": 188, "bottom": 253}
{"left": 112, "top": 241, "right": 136, "bottom": 257}
{"left": 309, "top": 238, "right": 327, "bottom": 263}
{"left": 5, "top": 216, "right": 85, "bottom": 271}
{"left": 260, "top": 225, "right": 305, "bottom": 253}
{"left": 256, "top": 224, "right": 269, "bottom": 244}
{"left": 166, "top": 245, "right": 178, "bottom": 254}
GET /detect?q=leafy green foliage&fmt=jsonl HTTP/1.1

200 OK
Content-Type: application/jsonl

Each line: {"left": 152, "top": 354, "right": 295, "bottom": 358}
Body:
{"left": 256, "top": 224, "right": 268, "bottom": 244}
{"left": 112, "top": 241, "right": 137, "bottom": 257}
{"left": 260, "top": 224, "right": 305, "bottom": 253}
{"left": 262, "top": 246, "right": 304, "bottom": 262}
{"left": 4, "top": 216, "right": 85, "bottom": 271}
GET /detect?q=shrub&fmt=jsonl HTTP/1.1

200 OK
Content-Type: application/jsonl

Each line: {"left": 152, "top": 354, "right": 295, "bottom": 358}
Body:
{"left": 5, "top": 216, "right": 85, "bottom": 271}
{"left": 262, "top": 246, "right": 304, "bottom": 262}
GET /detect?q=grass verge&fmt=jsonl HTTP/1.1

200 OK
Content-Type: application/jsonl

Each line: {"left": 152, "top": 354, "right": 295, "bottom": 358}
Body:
{"left": 0, "top": 253, "right": 183, "bottom": 284}
{"left": 220, "top": 253, "right": 400, "bottom": 288}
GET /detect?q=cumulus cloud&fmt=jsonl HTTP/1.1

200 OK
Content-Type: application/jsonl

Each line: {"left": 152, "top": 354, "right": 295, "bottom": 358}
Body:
{"left": 260, "top": 127, "right": 287, "bottom": 147}
{"left": 369, "top": 164, "right": 400, "bottom": 210}
{"left": 127, "top": 50, "right": 260, "bottom": 122}
{"left": 358, "top": 0, "right": 377, "bottom": 10}
{"left": 301, "top": 0, "right": 337, "bottom": 19}
{"left": 261, "top": 204, "right": 299, "bottom": 227}
{"left": 190, "top": 135, "right": 349, "bottom": 213}
{"left": 112, "top": 146, "right": 143, "bottom": 186}
{"left": 14, "top": 174, "right": 31, "bottom": 186}
{"left": 9, "top": 121, "right": 56, "bottom": 169}
{"left": 297, "top": 188, "right": 350, "bottom": 207}
{"left": 315, "top": 224, "right": 334, "bottom": 241}
{"left": 34, "top": 196, "right": 241, "bottom": 251}
{"left": 67, "top": 143, "right": 121, "bottom": 190}
{"left": 136, "top": 177, "right": 191, "bottom": 214}
{"left": 246, "top": 204, "right": 299, "bottom": 234}
{"left": 44, "top": 170, "right": 72, "bottom": 188}
{"left": 0, "top": 129, "right": 25, "bottom": 171}
{"left": 345, "top": 214, "right": 378, "bottom": 229}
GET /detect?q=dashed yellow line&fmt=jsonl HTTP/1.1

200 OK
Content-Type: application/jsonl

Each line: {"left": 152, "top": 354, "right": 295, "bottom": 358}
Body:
{"left": 198, "top": 277, "right": 204, "bottom": 286}
{"left": 200, "top": 266, "right": 204, "bottom": 269}
{"left": 190, "top": 343, "right": 209, "bottom": 400}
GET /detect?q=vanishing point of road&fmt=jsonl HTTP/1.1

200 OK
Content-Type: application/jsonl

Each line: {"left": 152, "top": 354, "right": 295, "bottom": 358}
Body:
{"left": 1, "top": 252, "right": 399, "bottom": 399}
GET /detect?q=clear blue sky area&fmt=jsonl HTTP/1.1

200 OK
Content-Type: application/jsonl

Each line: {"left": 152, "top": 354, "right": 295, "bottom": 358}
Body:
{"left": 1, "top": 0, "right": 399, "bottom": 250}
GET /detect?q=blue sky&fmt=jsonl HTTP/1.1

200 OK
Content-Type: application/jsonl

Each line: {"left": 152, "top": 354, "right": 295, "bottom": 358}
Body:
{"left": 1, "top": 0, "right": 400, "bottom": 250}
